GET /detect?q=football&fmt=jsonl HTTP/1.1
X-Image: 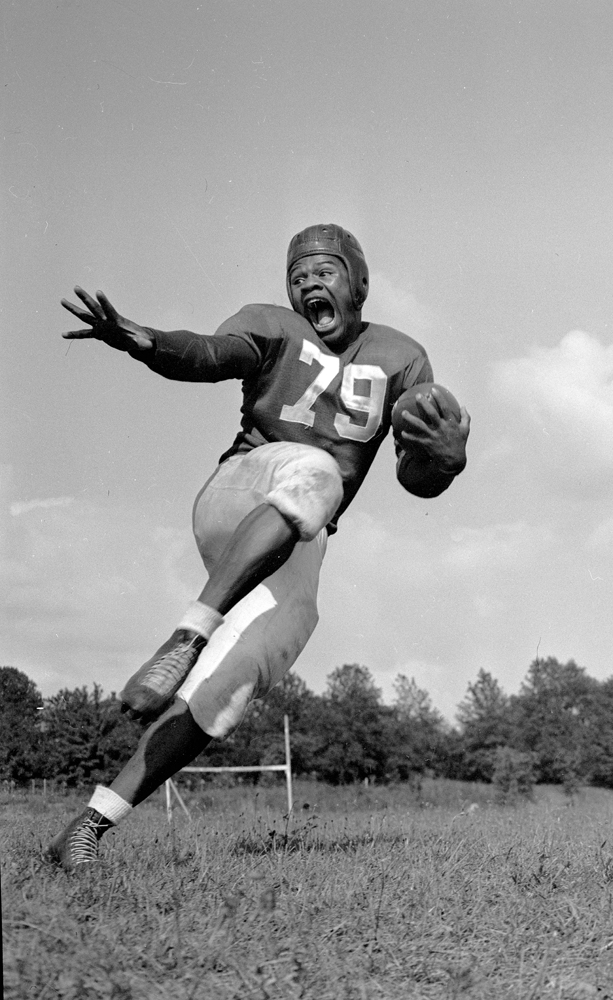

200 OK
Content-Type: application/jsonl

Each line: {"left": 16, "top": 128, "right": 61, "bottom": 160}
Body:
{"left": 391, "top": 382, "right": 461, "bottom": 441}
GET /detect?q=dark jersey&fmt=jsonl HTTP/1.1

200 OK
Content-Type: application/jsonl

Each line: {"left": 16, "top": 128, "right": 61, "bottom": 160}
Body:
{"left": 139, "top": 304, "right": 433, "bottom": 528}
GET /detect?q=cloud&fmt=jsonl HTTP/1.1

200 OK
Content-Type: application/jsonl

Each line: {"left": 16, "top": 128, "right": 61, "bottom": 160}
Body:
{"left": 326, "top": 509, "right": 439, "bottom": 589}
{"left": 0, "top": 491, "right": 203, "bottom": 695}
{"left": 323, "top": 501, "right": 547, "bottom": 565}
{"left": 309, "top": 504, "right": 557, "bottom": 701}
{"left": 444, "top": 521, "right": 553, "bottom": 575}
{"left": 492, "top": 330, "right": 613, "bottom": 489}
{"left": 10, "top": 496, "right": 74, "bottom": 516}
{"left": 366, "top": 272, "right": 435, "bottom": 336}
{"left": 586, "top": 516, "right": 613, "bottom": 551}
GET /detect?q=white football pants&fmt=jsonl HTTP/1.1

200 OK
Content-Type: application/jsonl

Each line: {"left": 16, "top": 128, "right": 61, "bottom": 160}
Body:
{"left": 177, "top": 442, "right": 343, "bottom": 738}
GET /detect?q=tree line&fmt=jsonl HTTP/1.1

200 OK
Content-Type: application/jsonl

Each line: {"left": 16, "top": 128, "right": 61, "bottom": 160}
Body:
{"left": 2, "top": 657, "right": 613, "bottom": 789}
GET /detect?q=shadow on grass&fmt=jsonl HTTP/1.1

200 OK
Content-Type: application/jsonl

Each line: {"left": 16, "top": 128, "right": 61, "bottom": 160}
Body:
{"left": 231, "top": 816, "right": 412, "bottom": 856}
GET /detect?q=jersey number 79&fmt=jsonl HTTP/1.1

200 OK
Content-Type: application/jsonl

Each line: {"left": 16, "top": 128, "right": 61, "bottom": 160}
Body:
{"left": 280, "top": 340, "right": 387, "bottom": 443}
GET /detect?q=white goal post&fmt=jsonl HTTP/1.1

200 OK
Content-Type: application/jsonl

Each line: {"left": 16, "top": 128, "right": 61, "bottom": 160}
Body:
{"left": 164, "top": 713, "right": 293, "bottom": 821}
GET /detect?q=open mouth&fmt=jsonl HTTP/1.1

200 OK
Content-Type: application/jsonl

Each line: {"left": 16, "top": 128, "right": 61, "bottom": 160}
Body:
{"left": 304, "top": 297, "right": 336, "bottom": 330}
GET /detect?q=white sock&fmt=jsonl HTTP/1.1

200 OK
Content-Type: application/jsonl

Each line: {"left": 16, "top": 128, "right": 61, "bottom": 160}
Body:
{"left": 178, "top": 601, "right": 224, "bottom": 640}
{"left": 88, "top": 785, "right": 133, "bottom": 825}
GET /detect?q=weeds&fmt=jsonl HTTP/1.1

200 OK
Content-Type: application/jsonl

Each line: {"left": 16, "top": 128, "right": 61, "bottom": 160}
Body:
{"left": 3, "top": 779, "right": 613, "bottom": 998}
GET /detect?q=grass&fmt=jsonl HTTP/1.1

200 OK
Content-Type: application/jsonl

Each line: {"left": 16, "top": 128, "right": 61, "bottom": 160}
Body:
{"left": 3, "top": 778, "right": 613, "bottom": 999}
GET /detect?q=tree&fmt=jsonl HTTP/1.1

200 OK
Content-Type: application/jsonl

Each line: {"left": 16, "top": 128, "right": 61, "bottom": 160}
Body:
{"left": 510, "top": 657, "right": 600, "bottom": 785}
{"left": 456, "top": 670, "right": 512, "bottom": 781}
{"left": 196, "top": 671, "right": 323, "bottom": 779}
{"left": 41, "top": 685, "right": 140, "bottom": 786}
{"left": 249, "top": 671, "right": 323, "bottom": 776}
{"left": 314, "top": 664, "right": 390, "bottom": 784}
{"left": 0, "top": 667, "right": 45, "bottom": 781}
{"left": 393, "top": 675, "right": 437, "bottom": 721}
{"left": 491, "top": 746, "right": 537, "bottom": 804}
{"left": 583, "top": 676, "right": 613, "bottom": 788}
{"left": 387, "top": 675, "right": 451, "bottom": 779}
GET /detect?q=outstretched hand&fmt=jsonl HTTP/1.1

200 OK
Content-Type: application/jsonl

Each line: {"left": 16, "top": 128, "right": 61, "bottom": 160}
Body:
{"left": 61, "top": 287, "right": 153, "bottom": 353}
{"left": 399, "top": 386, "right": 470, "bottom": 475}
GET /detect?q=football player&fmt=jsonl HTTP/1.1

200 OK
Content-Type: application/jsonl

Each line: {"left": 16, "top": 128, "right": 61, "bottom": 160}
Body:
{"left": 45, "top": 224, "right": 470, "bottom": 869}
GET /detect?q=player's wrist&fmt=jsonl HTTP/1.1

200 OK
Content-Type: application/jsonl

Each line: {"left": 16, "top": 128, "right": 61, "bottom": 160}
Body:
{"left": 126, "top": 327, "right": 155, "bottom": 354}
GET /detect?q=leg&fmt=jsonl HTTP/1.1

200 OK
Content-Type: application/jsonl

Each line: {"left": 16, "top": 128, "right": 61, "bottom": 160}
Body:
{"left": 43, "top": 445, "right": 341, "bottom": 871}
{"left": 179, "top": 527, "right": 329, "bottom": 739}
{"left": 120, "top": 504, "right": 299, "bottom": 720}
{"left": 44, "top": 700, "right": 210, "bottom": 870}
{"left": 197, "top": 503, "right": 299, "bottom": 615}
{"left": 43, "top": 532, "right": 327, "bottom": 872}
{"left": 121, "top": 444, "right": 342, "bottom": 721}
{"left": 110, "top": 699, "right": 211, "bottom": 806}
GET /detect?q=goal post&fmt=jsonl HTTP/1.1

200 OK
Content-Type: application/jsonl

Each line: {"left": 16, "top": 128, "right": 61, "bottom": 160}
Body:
{"left": 165, "top": 713, "right": 293, "bottom": 821}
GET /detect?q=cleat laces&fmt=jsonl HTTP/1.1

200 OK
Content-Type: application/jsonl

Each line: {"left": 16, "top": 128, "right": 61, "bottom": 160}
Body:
{"left": 140, "top": 636, "right": 203, "bottom": 695}
{"left": 44, "top": 808, "right": 113, "bottom": 869}
{"left": 67, "top": 812, "right": 107, "bottom": 865}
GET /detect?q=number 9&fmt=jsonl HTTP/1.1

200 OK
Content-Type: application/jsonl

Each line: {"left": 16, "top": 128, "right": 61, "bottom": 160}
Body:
{"left": 334, "top": 364, "right": 387, "bottom": 442}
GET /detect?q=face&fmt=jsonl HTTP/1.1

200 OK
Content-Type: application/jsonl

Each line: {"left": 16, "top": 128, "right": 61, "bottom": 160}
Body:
{"left": 288, "top": 254, "right": 361, "bottom": 351}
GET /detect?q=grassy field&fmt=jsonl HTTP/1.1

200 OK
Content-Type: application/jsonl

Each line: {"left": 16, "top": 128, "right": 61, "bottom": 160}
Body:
{"left": 3, "top": 778, "right": 613, "bottom": 999}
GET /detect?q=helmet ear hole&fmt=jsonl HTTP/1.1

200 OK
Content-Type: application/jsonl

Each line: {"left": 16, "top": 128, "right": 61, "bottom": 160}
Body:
{"left": 357, "top": 276, "right": 368, "bottom": 309}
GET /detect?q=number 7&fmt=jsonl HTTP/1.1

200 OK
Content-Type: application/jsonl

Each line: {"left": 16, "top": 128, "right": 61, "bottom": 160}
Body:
{"left": 280, "top": 341, "right": 340, "bottom": 427}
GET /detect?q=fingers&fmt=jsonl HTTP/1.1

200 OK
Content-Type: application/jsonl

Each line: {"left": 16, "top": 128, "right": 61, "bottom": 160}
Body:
{"left": 74, "top": 286, "right": 106, "bottom": 320}
{"left": 62, "top": 329, "right": 97, "bottom": 340}
{"left": 399, "top": 401, "right": 461, "bottom": 445}
{"left": 428, "top": 386, "right": 453, "bottom": 420}
{"left": 414, "top": 393, "right": 442, "bottom": 424}
{"left": 400, "top": 411, "right": 430, "bottom": 437}
{"left": 60, "top": 286, "right": 120, "bottom": 344}
{"left": 60, "top": 287, "right": 116, "bottom": 324}
{"left": 60, "top": 297, "right": 97, "bottom": 324}
{"left": 95, "top": 290, "right": 118, "bottom": 320}
{"left": 400, "top": 417, "right": 433, "bottom": 449}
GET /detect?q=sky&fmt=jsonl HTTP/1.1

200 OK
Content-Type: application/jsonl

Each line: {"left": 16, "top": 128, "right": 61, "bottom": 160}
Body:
{"left": 2, "top": 0, "right": 613, "bottom": 722}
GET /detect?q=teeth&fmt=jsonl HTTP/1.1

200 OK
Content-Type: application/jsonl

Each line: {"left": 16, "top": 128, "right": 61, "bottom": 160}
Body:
{"left": 304, "top": 298, "right": 334, "bottom": 329}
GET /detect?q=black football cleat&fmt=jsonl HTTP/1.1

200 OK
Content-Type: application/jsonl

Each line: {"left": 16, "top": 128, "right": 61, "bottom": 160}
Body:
{"left": 43, "top": 808, "right": 113, "bottom": 871}
{"left": 120, "top": 628, "right": 207, "bottom": 720}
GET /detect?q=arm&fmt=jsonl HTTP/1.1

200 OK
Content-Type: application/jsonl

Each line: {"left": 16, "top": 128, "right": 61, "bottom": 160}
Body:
{"left": 61, "top": 287, "right": 259, "bottom": 381}
{"left": 62, "top": 287, "right": 154, "bottom": 354}
{"left": 396, "top": 386, "right": 470, "bottom": 498}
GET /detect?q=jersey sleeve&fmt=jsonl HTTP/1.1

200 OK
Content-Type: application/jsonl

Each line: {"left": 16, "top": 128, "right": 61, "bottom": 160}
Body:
{"left": 399, "top": 352, "right": 434, "bottom": 391}
{"left": 132, "top": 306, "right": 271, "bottom": 383}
